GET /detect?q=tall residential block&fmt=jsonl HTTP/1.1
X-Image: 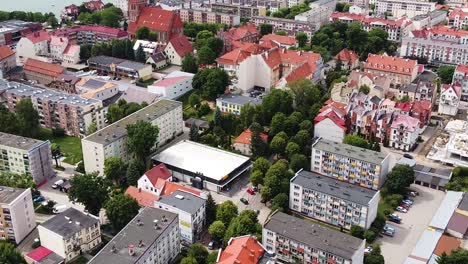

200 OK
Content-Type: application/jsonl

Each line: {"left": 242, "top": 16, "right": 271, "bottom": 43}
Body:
{"left": 311, "top": 138, "right": 390, "bottom": 190}
{"left": 82, "top": 99, "right": 183, "bottom": 175}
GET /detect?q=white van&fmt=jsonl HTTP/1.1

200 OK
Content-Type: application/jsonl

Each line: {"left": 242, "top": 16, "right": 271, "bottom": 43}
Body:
{"left": 53, "top": 205, "right": 68, "bottom": 214}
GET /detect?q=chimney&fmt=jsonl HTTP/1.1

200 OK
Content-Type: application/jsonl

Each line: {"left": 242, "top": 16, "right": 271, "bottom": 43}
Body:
{"left": 128, "top": 244, "right": 135, "bottom": 256}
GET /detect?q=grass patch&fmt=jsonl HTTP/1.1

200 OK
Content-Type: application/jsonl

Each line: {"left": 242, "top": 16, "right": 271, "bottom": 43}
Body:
{"left": 37, "top": 128, "right": 83, "bottom": 165}
{"left": 69, "top": 256, "right": 88, "bottom": 264}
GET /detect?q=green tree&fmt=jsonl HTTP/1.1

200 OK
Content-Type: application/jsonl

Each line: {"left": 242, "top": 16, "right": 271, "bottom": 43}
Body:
{"left": 437, "top": 66, "right": 455, "bottom": 84}
{"left": 216, "top": 200, "right": 238, "bottom": 226}
{"left": 46, "top": 15, "right": 58, "bottom": 28}
{"left": 223, "top": 210, "right": 262, "bottom": 245}
{"left": 436, "top": 248, "right": 468, "bottom": 264}
{"left": 208, "top": 221, "right": 226, "bottom": 243}
{"left": 148, "top": 31, "right": 157, "bottom": 41}
{"left": 136, "top": 26, "right": 150, "bottom": 39}
{"left": 107, "top": 104, "right": 124, "bottom": 123}
{"left": 250, "top": 122, "right": 268, "bottom": 158}
{"left": 87, "top": 122, "right": 97, "bottom": 135}
{"left": 285, "top": 142, "right": 301, "bottom": 158}
{"left": 104, "top": 194, "right": 140, "bottom": 231}
{"left": 365, "top": 245, "right": 385, "bottom": 264}
{"left": 99, "top": 6, "right": 123, "bottom": 28}
{"left": 290, "top": 154, "right": 308, "bottom": 172}
{"left": 195, "top": 30, "right": 214, "bottom": 49}
{"left": 252, "top": 157, "right": 271, "bottom": 175}
{"left": 126, "top": 159, "right": 144, "bottom": 186}
{"left": 260, "top": 23, "right": 273, "bottom": 35}
{"left": 125, "top": 39, "right": 135, "bottom": 60}
{"left": 343, "top": 134, "right": 370, "bottom": 149}
{"left": 270, "top": 134, "right": 287, "bottom": 157}
{"left": 206, "top": 37, "right": 224, "bottom": 56}
{"left": 206, "top": 193, "right": 217, "bottom": 225}
{"left": 68, "top": 173, "right": 109, "bottom": 215}
{"left": 51, "top": 143, "right": 61, "bottom": 167}
{"left": 16, "top": 99, "right": 39, "bottom": 137}
{"left": 272, "top": 193, "right": 289, "bottom": 212}
{"left": 136, "top": 45, "right": 146, "bottom": 62}
{"left": 182, "top": 52, "right": 198, "bottom": 74}
{"left": 350, "top": 225, "right": 365, "bottom": 239}
{"left": 207, "top": 252, "right": 218, "bottom": 264}
{"left": 193, "top": 68, "right": 229, "bottom": 100}
{"left": 386, "top": 165, "right": 415, "bottom": 194}
{"left": 197, "top": 46, "right": 216, "bottom": 65}
{"left": 275, "top": 30, "right": 287, "bottom": 36}
{"left": 79, "top": 44, "right": 92, "bottom": 61}
{"left": 269, "top": 113, "right": 286, "bottom": 137}
{"left": 295, "top": 32, "right": 308, "bottom": 48}
{"left": 111, "top": 39, "right": 126, "bottom": 58}
{"left": 188, "top": 243, "right": 209, "bottom": 264}
{"left": 188, "top": 92, "right": 201, "bottom": 108}
{"left": 126, "top": 120, "right": 159, "bottom": 168}
{"left": 262, "top": 89, "right": 294, "bottom": 123}
{"left": 104, "top": 157, "right": 127, "bottom": 184}
{"left": 0, "top": 241, "right": 27, "bottom": 264}
{"left": 181, "top": 257, "right": 198, "bottom": 264}
{"left": 189, "top": 125, "right": 199, "bottom": 142}
{"left": 250, "top": 170, "right": 264, "bottom": 187}
{"left": 359, "top": 85, "right": 370, "bottom": 95}
{"left": 0, "top": 172, "right": 35, "bottom": 189}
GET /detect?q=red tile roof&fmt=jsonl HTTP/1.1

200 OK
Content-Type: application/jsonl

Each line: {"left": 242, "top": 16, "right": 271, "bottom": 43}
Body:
{"left": 144, "top": 163, "right": 172, "bottom": 187}
{"left": 26, "top": 246, "right": 53, "bottom": 261}
{"left": 218, "top": 48, "right": 252, "bottom": 65}
{"left": 412, "top": 100, "right": 432, "bottom": 113}
{"left": 442, "top": 83, "right": 462, "bottom": 97}
{"left": 391, "top": 114, "right": 420, "bottom": 132}
{"left": 395, "top": 102, "right": 412, "bottom": 112}
{"left": 335, "top": 48, "right": 359, "bottom": 65}
{"left": 84, "top": 0, "right": 104, "bottom": 11}
{"left": 218, "top": 235, "right": 265, "bottom": 264}
{"left": 224, "top": 24, "right": 258, "bottom": 41}
{"left": 0, "top": 45, "right": 15, "bottom": 60}
{"left": 24, "top": 58, "right": 65, "bottom": 78}
{"left": 25, "top": 30, "right": 50, "bottom": 44}
{"left": 285, "top": 63, "right": 314, "bottom": 82}
{"left": 128, "top": 7, "right": 183, "bottom": 35}
{"left": 448, "top": 8, "right": 468, "bottom": 20}
{"left": 260, "top": 34, "right": 297, "bottom": 46}
{"left": 168, "top": 35, "right": 193, "bottom": 57}
{"left": 314, "top": 111, "right": 346, "bottom": 129}
{"left": 161, "top": 181, "right": 201, "bottom": 197}
{"left": 365, "top": 54, "right": 417, "bottom": 76}
{"left": 456, "top": 64, "right": 468, "bottom": 74}
{"left": 433, "top": 235, "right": 461, "bottom": 256}
{"left": 153, "top": 76, "right": 190, "bottom": 87}
{"left": 233, "top": 128, "right": 268, "bottom": 145}
{"left": 125, "top": 186, "right": 158, "bottom": 207}
{"left": 53, "top": 25, "right": 128, "bottom": 38}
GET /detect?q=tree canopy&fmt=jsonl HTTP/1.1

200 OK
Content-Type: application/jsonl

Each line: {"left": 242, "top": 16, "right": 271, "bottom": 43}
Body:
{"left": 437, "top": 66, "right": 455, "bottom": 84}
{"left": 216, "top": 200, "right": 238, "bottom": 226}
{"left": 68, "top": 173, "right": 109, "bottom": 215}
{"left": 126, "top": 120, "right": 159, "bottom": 168}
{"left": 385, "top": 165, "right": 415, "bottom": 194}
{"left": 0, "top": 242, "right": 27, "bottom": 264}
{"left": 104, "top": 193, "right": 140, "bottom": 231}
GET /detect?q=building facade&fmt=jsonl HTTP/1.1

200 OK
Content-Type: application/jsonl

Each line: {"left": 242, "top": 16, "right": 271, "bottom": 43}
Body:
{"left": 0, "top": 46, "right": 16, "bottom": 75}
{"left": 81, "top": 99, "right": 183, "bottom": 175}
{"left": 252, "top": 16, "right": 315, "bottom": 38}
{"left": 16, "top": 30, "right": 50, "bottom": 65}
{"left": 88, "top": 56, "right": 153, "bottom": 80}
{"left": 148, "top": 71, "right": 194, "bottom": 100}
{"left": 216, "top": 94, "right": 262, "bottom": 116}
{"left": 364, "top": 54, "right": 418, "bottom": 86}
{"left": 179, "top": 9, "right": 241, "bottom": 27}
{"left": 375, "top": 0, "right": 436, "bottom": 18}
{"left": 438, "top": 83, "right": 461, "bottom": 116}
{"left": 164, "top": 36, "right": 194, "bottom": 66}
{"left": 311, "top": 138, "right": 390, "bottom": 190}
{"left": 0, "top": 187, "right": 36, "bottom": 244}
{"left": 448, "top": 8, "right": 468, "bottom": 30}
{"left": 453, "top": 65, "right": 468, "bottom": 101}
{"left": 23, "top": 58, "right": 65, "bottom": 85}
{"left": 389, "top": 114, "right": 420, "bottom": 151}
{"left": 53, "top": 25, "right": 129, "bottom": 45}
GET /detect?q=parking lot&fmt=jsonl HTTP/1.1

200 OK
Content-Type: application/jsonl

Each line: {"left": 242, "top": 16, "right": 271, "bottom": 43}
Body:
{"left": 38, "top": 175, "right": 85, "bottom": 212}
{"left": 379, "top": 185, "right": 445, "bottom": 264}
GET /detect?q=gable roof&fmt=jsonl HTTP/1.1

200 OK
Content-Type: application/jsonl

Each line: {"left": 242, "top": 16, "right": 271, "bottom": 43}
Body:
{"left": 285, "top": 63, "right": 314, "bottom": 83}
{"left": 218, "top": 235, "right": 265, "bottom": 264}
{"left": 335, "top": 48, "right": 359, "bottom": 65}
{"left": 260, "top": 34, "right": 297, "bottom": 46}
{"left": 233, "top": 128, "right": 268, "bottom": 145}
{"left": 125, "top": 186, "right": 159, "bottom": 207}
{"left": 223, "top": 24, "right": 258, "bottom": 41}
{"left": 25, "top": 30, "right": 50, "bottom": 44}
{"left": 144, "top": 163, "right": 172, "bottom": 187}
{"left": 442, "top": 83, "right": 462, "bottom": 97}
{"left": 455, "top": 64, "right": 468, "bottom": 75}
{"left": 128, "top": 7, "right": 182, "bottom": 34}
{"left": 167, "top": 35, "right": 193, "bottom": 57}
{"left": 365, "top": 54, "right": 417, "bottom": 76}
{"left": 217, "top": 48, "right": 252, "bottom": 65}
{"left": 24, "top": 58, "right": 65, "bottom": 78}
{"left": 412, "top": 100, "right": 432, "bottom": 113}
{"left": 161, "top": 181, "right": 202, "bottom": 197}
{"left": 314, "top": 111, "right": 346, "bottom": 129}
{"left": 395, "top": 102, "right": 412, "bottom": 112}
{"left": 0, "top": 45, "right": 15, "bottom": 60}
{"left": 391, "top": 114, "right": 420, "bottom": 132}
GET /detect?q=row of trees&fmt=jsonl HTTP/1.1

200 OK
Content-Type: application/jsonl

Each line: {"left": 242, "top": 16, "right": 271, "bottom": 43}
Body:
{"left": 183, "top": 22, "right": 226, "bottom": 39}
{"left": 180, "top": 243, "right": 217, "bottom": 264}
{"left": 445, "top": 166, "right": 468, "bottom": 191}
{"left": 77, "top": 5, "right": 123, "bottom": 28}
{"left": 0, "top": 100, "right": 40, "bottom": 138}
{"left": 343, "top": 134, "right": 381, "bottom": 152}
{"left": 0, "top": 11, "right": 58, "bottom": 27}
{"left": 271, "top": 3, "right": 311, "bottom": 19}
{"left": 106, "top": 99, "right": 149, "bottom": 124}
{"left": 80, "top": 39, "right": 139, "bottom": 62}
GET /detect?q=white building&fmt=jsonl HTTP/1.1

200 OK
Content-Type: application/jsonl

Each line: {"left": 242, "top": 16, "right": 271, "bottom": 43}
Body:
{"left": 133, "top": 40, "right": 159, "bottom": 59}
{"left": 314, "top": 110, "right": 347, "bottom": 143}
{"left": 154, "top": 190, "right": 206, "bottom": 244}
{"left": 16, "top": 30, "right": 51, "bottom": 65}
{"left": 216, "top": 94, "right": 263, "bottom": 116}
{"left": 375, "top": 0, "right": 437, "bottom": 18}
{"left": 137, "top": 163, "right": 173, "bottom": 196}
{"left": 263, "top": 211, "right": 365, "bottom": 264}
{"left": 0, "top": 132, "right": 54, "bottom": 184}
{"left": 290, "top": 170, "right": 380, "bottom": 230}
{"left": 0, "top": 187, "right": 36, "bottom": 244}
{"left": 389, "top": 114, "right": 421, "bottom": 152}
{"left": 148, "top": 71, "right": 194, "bottom": 100}
{"left": 89, "top": 207, "right": 180, "bottom": 264}
{"left": 81, "top": 99, "right": 183, "bottom": 175}
{"left": 50, "top": 36, "right": 69, "bottom": 62}
{"left": 448, "top": 8, "right": 468, "bottom": 30}
{"left": 410, "top": 10, "right": 447, "bottom": 30}
{"left": 453, "top": 64, "right": 468, "bottom": 101}
{"left": 311, "top": 138, "right": 390, "bottom": 190}
{"left": 76, "top": 77, "right": 119, "bottom": 101}
{"left": 438, "top": 83, "right": 461, "bottom": 116}
{"left": 38, "top": 208, "right": 101, "bottom": 261}
{"left": 164, "top": 35, "right": 193, "bottom": 66}
{"left": 339, "top": 0, "right": 369, "bottom": 9}
{"left": 62, "top": 45, "right": 80, "bottom": 65}
{"left": 294, "top": 0, "right": 337, "bottom": 30}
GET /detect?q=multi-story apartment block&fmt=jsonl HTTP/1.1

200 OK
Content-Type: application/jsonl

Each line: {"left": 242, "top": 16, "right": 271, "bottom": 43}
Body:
{"left": 263, "top": 211, "right": 365, "bottom": 264}
{"left": 89, "top": 207, "right": 180, "bottom": 264}
{"left": 311, "top": 138, "right": 390, "bottom": 190}
{"left": 438, "top": 83, "right": 461, "bottom": 116}
{"left": 211, "top": 3, "right": 262, "bottom": 17}
{"left": 389, "top": 114, "right": 420, "bottom": 151}
{"left": 448, "top": 8, "right": 468, "bottom": 30}
{"left": 38, "top": 208, "right": 101, "bottom": 261}
{"left": 0, "top": 187, "right": 36, "bottom": 244}
{"left": 179, "top": 9, "right": 240, "bottom": 27}
{"left": 401, "top": 26, "right": 468, "bottom": 66}
{"left": 252, "top": 16, "right": 315, "bottom": 38}
{"left": 16, "top": 30, "right": 50, "bottom": 65}
{"left": 81, "top": 99, "right": 183, "bottom": 175}
{"left": 53, "top": 25, "right": 128, "bottom": 45}
{"left": 364, "top": 54, "right": 418, "bottom": 86}
{"left": 410, "top": 10, "right": 447, "bottom": 30}
{"left": 375, "top": 0, "right": 436, "bottom": 18}
{"left": 0, "top": 46, "right": 16, "bottom": 75}
{"left": 155, "top": 190, "right": 206, "bottom": 244}
{"left": 0, "top": 80, "right": 105, "bottom": 137}
{"left": 453, "top": 64, "right": 468, "bottom": 101}
{"left": 218, "top": 24, "right": 260, "bottom": 52}
{"left": 295, "top": 0, "right": 337, "bottom": 30}
{"left": 290, "top": 170, "right": 380, "bottom": 230}
{"left": 0, "top": 133, "right": 54, "bottom": 184}
{"left": 338, "top": 0, "right": 369, "bottom": 8}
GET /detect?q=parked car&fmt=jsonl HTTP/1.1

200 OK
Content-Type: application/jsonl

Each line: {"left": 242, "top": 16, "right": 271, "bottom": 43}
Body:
{"left": 59, "top": 182, "right": 72, "bottom": 193}
{"left": 399, "top": 203, "right": 410, "bottom": 210}
{"left": 408, "top": 190, "right": 419, "bottom": 197}
{"left": 403, "top": 154, "right": 414, "bottom": 159}
{"left": 364, "top": 246, "right": 373, "bottom": 255}
{"left": 381, "top": 229, "right": 395, "bottom": 237}
{"left": 208, "top": 241, "right": 215, "bottom": 250}
{"left": 388, "top": 214, "right": 402, "bottom": 224}
{"left": 33, "top": 195, "right": 45, "bottom": 203}
{"left": 247, "top": 188, "right": 255, "bottom": 195}
{"left": 51, "top": 179, "right": 67, "bottom": 189}
{"left": 240, "top": 198, "right": 249, "bottom": 205}
{"left": 384, "top": 224, "right": 395, "bottom": 232}
{"left": 53, "top": 204, "right": 68, "bottom": 214}
{"left": 396, "top": 206, "right": 408, "bottom": 213}
{"left": 402, "top": 199, "right": 413, "bottom": 205}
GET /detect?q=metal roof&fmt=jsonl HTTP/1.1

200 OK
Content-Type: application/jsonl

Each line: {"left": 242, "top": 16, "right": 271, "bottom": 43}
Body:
{"left": 404, "top": 229, "right": 442, "bottom": 264}
{"left": 429, "top": 191, "right": 464, "bottom": 230}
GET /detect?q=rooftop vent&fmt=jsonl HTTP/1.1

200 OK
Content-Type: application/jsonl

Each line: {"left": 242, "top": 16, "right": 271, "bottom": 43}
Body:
{"left": 175, "top": 194, "right": 184, "bottom": 200}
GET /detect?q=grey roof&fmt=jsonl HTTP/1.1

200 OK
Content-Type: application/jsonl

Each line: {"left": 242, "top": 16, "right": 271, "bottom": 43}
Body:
{"left": 447, "top": 212, "right": 468, "bottom": 234}
{"left": 370, "top": 95, "right": 381, "bottom": 105}
{"left": 150, "top": 52, "right": 167, "bottom": 63}
{"left": 89, "top": 207, "right": 178, "bottom": 264}
{"left": 216, "top": 94, "right": 262, "bottom": 106}
{"left": 404, "top": 229, "right": 442, "bottom": 264}
{"left": 313, "top": 138, "right": 388, "bottom": 165}
{"left": 429, "top": 191, "right": 464, "bottom": 230}
{"left": 414, "top": 165, "right": 452, "bottom": 187}
{"left": 413, "top": 70, "right": 438, "bottom": 83}
{"left": 400, "top": 83, "right": 418, "bottom": 93}
{"left": 119, "top": 86, "right": 160, "bottom": 104}
{"left": 458, "top": 193, "right": 468, "bottom": 211}
{"left": 264, "top": 212, "right": 364, "bottom": 260}
{"left": 83, "top": 99, "right": 181, "bottom": 145}
{"left": 88, "top": 56, "right": 124, "bottom": 66}
{"left": 157, "top": 190, "right": 206, "bottom": 214}
{"left": 0, "top": 132, "right": 47, "bottom": 151}
{"left": 81, "top": 79, "right": 107, "bottom": 89}
{"left": 35, "top": 250, "right": 64, "bottom": 264}
{"left": 117, "top": 60, "right": 148, "bottom": 71}
{"left": 40, "top": 208, "right": 99, "bottom": 239}
{"left": 292, "top": 170, "right": 378, "bottom": 206}
{"left": 0, "top": 186, "right": 27, "bottom": 204}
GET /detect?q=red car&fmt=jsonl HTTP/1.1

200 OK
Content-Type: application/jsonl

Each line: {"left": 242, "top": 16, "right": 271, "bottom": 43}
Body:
{"left": 399, "top": 203, "right": 410, "bottom": 210}
{"left": 247, "top": 188, "right": 255, "bottom": 195}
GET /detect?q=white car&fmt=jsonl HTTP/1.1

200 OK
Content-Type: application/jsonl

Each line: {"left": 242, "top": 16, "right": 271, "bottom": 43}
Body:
{"left": 51, "top": 179, "right": 65, "bottom": 189}
{"left": 396, "top": 206, "right": 408, "bottom": 213}
{"left": 53, "top": 205, "right": 68, "bottom": 214}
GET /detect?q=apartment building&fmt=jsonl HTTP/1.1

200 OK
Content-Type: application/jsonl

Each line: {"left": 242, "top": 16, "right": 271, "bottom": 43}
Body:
{"left": 89, "top": 207, "right": 180, "bottom": 264}
{"left": 16, "top": 30, "right": 51, "bottom": 65}
{"left": 38, "top": 208, "right": 101, "bottom": 261}
{"left": 179, "top": 9, "right": 240, "bottom": 27}
{"left": 216, "top": 94, "right": 262, "bottom": 116}
{"left": 290, "top": 170, "right": 380, "bottom": 230}
{"left": 81, "top": 99, "right": 183, "bottom": 175}
{"left": 0, "top": 187, "right": 36, "bottom": 244}
{"left": 218, "top": 24, "right": 259, "bottom": 53}
{"left": 0, "top": 46, "right": 16, "bottom": 75}
{"left": 0, "top": 20, "right": 42, "bottom": 46}
{"left": 295, "top": 0, "right": 337, "bottom": 30}
{"left": 155, "top": 190, "right": 206, "bottom": 244}
{"left": 389, "top": 114, "right": 420, "bottom": 151}
{"left": 438, "top": 83, "right": 461, "bottom": 116}
{"left": 263, "top": 211, "right": 365, "bottom": 264}
{"left": 0, "top": 80, "right": 105, "bottom": 137}
{"left": 252, "top": 16, "right": 315, "bottom": 38}
{"left": 400, "top": 26, "right": 468, "bottom": 66}
{"left": 53, "top": 25, "right": 129, "bottom": 45}
{"left": 338, "top": 0, "right": 369, "bottom": 8}
{"left": 365, "top": 54, "right": 418, "bottom": 86}
{"left": 453, "top": 64, "right": 468, "bottom": 101}
{"left": 311, "top": 138, "right": 390, "bottom": 190}
{"left": 375, "top": 0, "right": 436, "bottom": 18}
{"left": 210, "top": 3, "right": 262, "bottom": 17}
{"left": 448, "top": 8, "right": 468, "bottom": 30}
{"left": 410, "top": 10, "right": 447, "bottom": 30}
{"left": 0, "top": 133, "right": 54, "bottom": 184}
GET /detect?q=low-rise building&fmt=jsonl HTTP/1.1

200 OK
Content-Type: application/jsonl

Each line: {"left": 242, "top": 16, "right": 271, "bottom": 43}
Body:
{"left": 179, "top": 9, "right": 240, "bottom": 27}
{"left": 25, "top": 246, "right": 65, "bottom": 264}
{"left": 311, "top": 138, "right": 390, "bottom": 190}
{"left": 216, "top": 94, "right": 262, "bottom": 116}
{"left": 217, "top": 235, "right": 267, "bottom": 264}
{"left": 392, "top": 80, "right": 437, "bottom": 103}
{"left": 62, "top": 45, "right": 80, "bottom": 65}
{"left": 146, "top": 52, "right": 168, "bottom": 70}
{"left": 0, "top": 186, "right": 36, "bottom": 244}
{"left": 334, "top": 48, "right": 359, "bottom": 70}
{"left": 453, "top": 64, "right": 468, "bottom": 101}
{"left": 218, "top": 24, "right": 259, "bottom": 52}
{"left": 88, "top": 55, "right": 153, "bottom": 80}
{"left": 259, "top": 34, "right": 297, "bottom": 49}
{"left": 438, "top": 83, "right": 461, "bottom": 116}
{"left": 133, "top": 40, "right": 159, "bottom": 59}
{"left": 16, "top": 30, "right": 51, "bottom": 65}
{"left": 0, "top": 132, "right": 54, "bottom": 184}
{"left": 164, "top": 35, "right": 194, "bottom": 66}
{"left": 314, "top": 111, "right": 347, "bottom": 143}
{"left": 0, "top": 46, "right": 16, "bottom": 75}
{"left": 137, "top": 163, "right": 173, "bottom": 196}
{"left": 390, "top": 114, "right": 420, "bottom": 151}
{"left": 411, "top": 100, "right": 432, "bottom": 129}
{"left": 38, "top": 208, "right": 101, "bottom": 261}
{"left": 263, "top": 211, "right": 365, "bottom": 264}
{"left": 76, "top": 77, "right": 119, "bottom": 100}
{"left": 413, "top": 164, "right": 452, "bottom": 191}
{"left": 364, "top": 54, "right": 418, "bottom": 87}
{"left": 23, "top": 58, "right": 65, "bottom": 85}
{"left": 148, "top": 71, "right": 194, "bottom": 100}
{"left": 376, "top": 0, "right": 436, "bottom": 18}
{"left": 290, "top": 170, "right": 380, "bottom": 230}
{"left": 89, "top": 207, "right": 180, "bottom": 264}
{"left": 82, "top": 99, "right": 183, "bottom": 174}
{"left": 233, "top": 128, "right": 268, "bottom": 156}
{"left": 155, "top": 190, "right": 206, "bottom": 244}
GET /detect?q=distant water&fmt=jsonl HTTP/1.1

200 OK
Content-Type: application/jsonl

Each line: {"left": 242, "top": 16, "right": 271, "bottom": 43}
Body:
{"left": 1, "top": 0, "right": 110, "bottom": 17}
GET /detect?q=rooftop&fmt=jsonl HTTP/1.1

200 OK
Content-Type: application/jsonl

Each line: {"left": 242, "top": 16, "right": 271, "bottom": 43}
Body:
{"left": 217, "top": 94, "right": 262, "bottom": 106}
{"left": 413, "top": 164, "right": 452, "bottom": 187}
{"left": 144, "top": 163, "right": 172, "bottom": 187}
{"left": 152, "top": 140, "right": 250, "bottom": 181}
{"left": 125, "top": 186, "right": 159, "bottom": 207}
{"left": 429, "top": 191, "right": 464, "bottom": 230}
{"left": 0, "top": 186, "right": 27, "bottom": 204}
{"left": 218, "top": 235, "right": 265, "bottom": 264}
{"left": 447, "top": 212, "right": 468, "bottom": 236}
{"left": 40, "top": 208, "right": 99, "bottom": 239}
{"left": 313, "top": 138, "right": 388, "bottom": 164}
{"left": 167, "top": 35, "right": 193, "bottom": 57}
{"left": 88, "top": 207, "right": 178, "bottom": 264}
{"left": 365, "top": 54, "right": 417, "bottom": 76}
{"left": 0, "top": 132, "right": 47, "bottom": 151}
{"left": 24, "top": 58, "right": 65, "bottom": 78}
{"left": 128, "top": 7, "right": 183, "bottom": 34}
{"left": 157, "top": 190, "right": 206, "bottom": 215}
{"left": 260, "top": 34, "right": 297, "bottom": 46}
{"left": 404, "top": 229, "right": 442, "bottom": 264}
{"left": 433, "top": 235, "right": 461, "bottom": 257}
{"left": 0, "top": 45, "right": 15, "bottom": 60}
{"left": 264, "top": 211, "right": 364, "bottom": 260}
{"left": 458, "top": 193, "right": 468, "bottom": 212}
{"left": 83, "top": 99, "right": 181, "bottom": 145}
{"left": 233, "top": 128, "right": 268, "bottom": 145}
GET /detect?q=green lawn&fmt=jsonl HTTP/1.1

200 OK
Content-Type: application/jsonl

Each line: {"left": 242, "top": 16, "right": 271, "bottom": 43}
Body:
{"left": 37, "top": 128, "right": 83, "bottom": 165}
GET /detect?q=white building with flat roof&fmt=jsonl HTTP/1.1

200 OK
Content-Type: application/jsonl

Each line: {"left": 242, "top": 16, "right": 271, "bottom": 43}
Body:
{"left": 148, "top": 71, "right": 194, "bottom": 100}
{"left": 152, "top": 140, "right": 251, "bottom": 192}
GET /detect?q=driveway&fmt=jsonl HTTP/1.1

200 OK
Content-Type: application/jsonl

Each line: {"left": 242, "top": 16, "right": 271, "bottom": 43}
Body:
{"left": 379, "top": 185, "right": 445, "bottom": 264}
{"left": 38, "top": 176, "right": 85, "bottom": 212}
